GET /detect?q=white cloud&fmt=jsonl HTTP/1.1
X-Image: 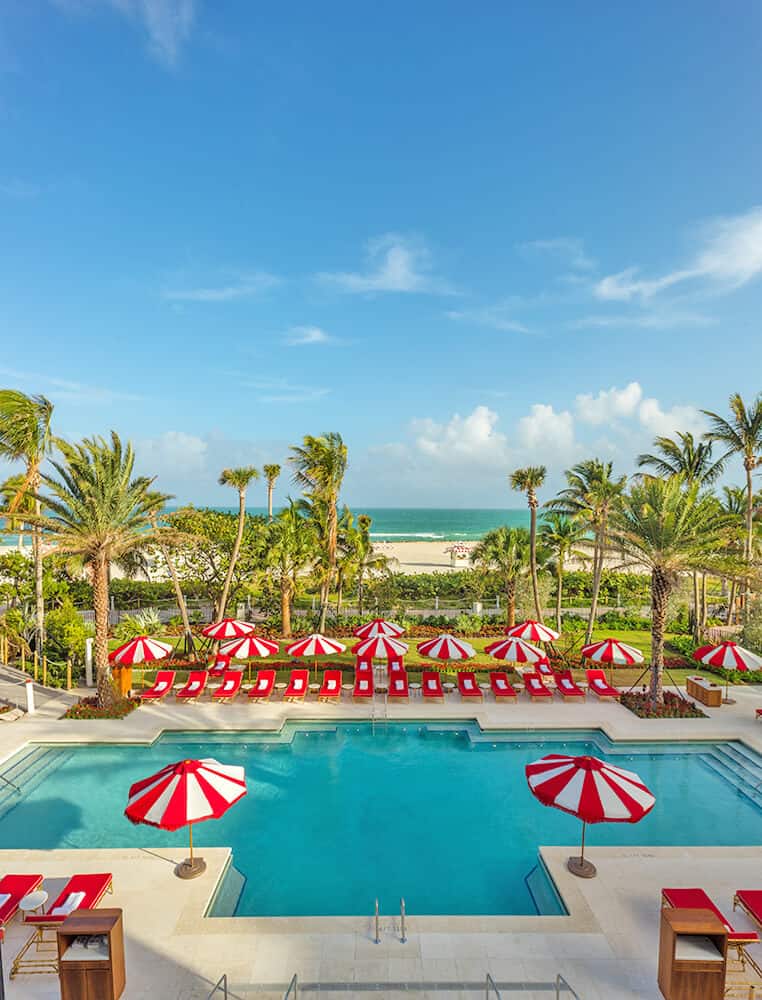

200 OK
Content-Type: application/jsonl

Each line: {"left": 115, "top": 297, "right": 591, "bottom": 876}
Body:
{"left": 283, "top": 325, "right": 336, "bottom": 347}
{"left": 162, "top": 270, "right": 279, "bottom": 303}
{"left": 575, "top": 381, "right": 706, "bottom": 440}
{"left": 446, "top": 304, "right": 531, "bottom": 334}
{"left": 594, "top": 205, "right": 762, "bottom": 301}
{"left": 239, "top": 377, "right": 331, "bottom": 404}
{"left": 137, "top": 430, "right": 207, "bottom": 477}
{"left": 576, "top": 382, "right": 644, "bottom": 425}
{"left": 0, "top": 367, "right": 142, "bottom": 405}
{"left": 52, "top": 0, "right": 196, "bottom": 68}
{"left": 637, "top": 398, "right": 707, "bottom": 439}
{"left": 568, "top": 310, "right": 714, "bottom": 330}
{"left": 519, "top": 237, "right": 595, "bottom": 271}
{"left": 412, "top": 406, "right": 510, "bottom": 465}
{"left": 317, "top": 233, "right": 454, "bottom": 295}
{"left": 516, "top": 403, "right": 575, "bottom": 453}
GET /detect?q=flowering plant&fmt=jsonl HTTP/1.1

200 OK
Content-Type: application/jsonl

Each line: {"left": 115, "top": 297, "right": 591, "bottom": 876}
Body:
{"left": 620, "top": 690, "right": 706, "bottom": 719}
{"left": 64, "top": 696, "right": 139, "bottom": 720}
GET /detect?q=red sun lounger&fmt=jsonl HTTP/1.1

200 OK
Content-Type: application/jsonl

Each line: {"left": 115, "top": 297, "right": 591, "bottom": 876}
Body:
{"left": 555, "top": 670, "right": 585, "bottom": 701}
{"left": 0, "top": 874, "right": 43, "bottom": 927}
{"left": 490, "top": 671, "right": 517, "bottom": 702}
{"left": 284, "top": 669, "right": 309, "bottom": 702}
{"left": 208, "top": 653, "right": 231, "bottom": 678}
{"left": 458, "top": 671, "right": 483, "bottom": 700}
{"left": 756, "top": 708, "right": 762, "bottom": 720}
{"left": 523, "top": 673, "right": 552, "bottom": 700}
{"left": 735, "top": 891, "right": 762, "bottom": 932}
{"left": 140, "top": 670, "right": 176, "bottom": 701}
{"left": 176, "top": 670, "right": 207, "bottom": 701}
{"left": 353, "top": 671, "right": 374, "bottom": 701}
{"left": 212, "top": 670, "right": 243, "bottom": 702}
{"left": 422, "top": 671, "right": 444, "bottom": 702}
{"left": 536, "top": 659, "right": 555, "bottom": 680}
{"left": 388, "top": 669, "right": 409, "bottom": 702}
{"left": 663, "top": 888, "right": 760, "bottom": 972}
{"left": 585, "top": 669, "right": 621, "bottom": 700}
{"left": 319, "top": 669, "right": 342, "bottom": 702}
{"left": 388, "top": 657, "right": 405, "bottom": 674}
{"left": 248, "top": 668, "right": 276, "bottom": 702}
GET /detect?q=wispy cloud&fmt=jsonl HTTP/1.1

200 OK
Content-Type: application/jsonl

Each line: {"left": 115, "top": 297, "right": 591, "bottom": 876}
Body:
{"left": 317, "top": 233, "right": 455, "bottom": 295}
{"left": 568, "top": 309, "right": 715, "bottom": 330}
{"left": 594, "top": 206, "right": 762, "bottom": 301}
{"left": 446, "top": 304, "right": 531, "bottom": 334}
{"left": 51, "top": 0, "right": 197, "bottom": 69}
{"left": 0, "top": 367, "right": 142, "bottom": 404}
{"left": 239, "top": 377, "right": 331, "bottom": 404}
{"left": 283, "top": 325, "right": 340, "bottom": 347}
{"left": 0, "top": 179, "right": 40, "bottom": 199}
{"left": 162, "top": 270, "right": 279, "bottom": 303}
{"left": 518, "top": 236, "right": 596, "bottom": 272}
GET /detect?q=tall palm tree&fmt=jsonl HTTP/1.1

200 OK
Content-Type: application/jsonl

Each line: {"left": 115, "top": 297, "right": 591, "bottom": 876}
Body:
{"left": 37, "top": 433, "right": 169, "bottom": 706}
{"left": 471, "top": 526, "right": 531, "bottom": 627}
{"left": 217, "top": 466, "right": 259, "bottom": 618}
{"left": 263, "top": 464, "right": 281, "bottom": 521}
{"left": 718, "top": 485, "right": 753, "bottom": 625}
{"left": 547, "top": 459, "right": 627, "bottom": 644}
{"left": 265, "top": 500, "right": 316, "bottom": 637}
{"left": 0, "top": 391, "right": 54, "bottom": 652}
{"left": 1, "top": 473, "right": 34, "bottom": 551}
{"left": 703, "top": 393, "right": 762, "bottom": 617}
{"left": 539, "top": 513, "right": 588, "bottom": 633}
{"left": 354, "top": 514, "right": 390, "bottom": 616}
{"left": 510, "top": 466, "right": 546, "bottom": 622}
{"left": 289, "top": 432, "right": 348, "bottom": 632}
{"left": 150, "top": 517, "right": 195, "bottom": 656}
{"left": 610, "top": 476, "right": 734, "bottom": 706}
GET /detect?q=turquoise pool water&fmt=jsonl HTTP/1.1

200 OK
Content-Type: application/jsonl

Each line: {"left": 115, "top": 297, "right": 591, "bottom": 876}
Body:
{"left": 0, "top": 723, "right": 760, "bottom": 917}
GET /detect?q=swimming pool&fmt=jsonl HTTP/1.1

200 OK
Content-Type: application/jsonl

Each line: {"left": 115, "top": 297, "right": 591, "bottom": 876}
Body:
{"left": 0, "top": 722, "right": 760, "bottom": 917}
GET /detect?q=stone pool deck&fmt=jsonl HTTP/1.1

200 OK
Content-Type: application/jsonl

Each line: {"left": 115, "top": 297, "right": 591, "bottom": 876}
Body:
{"left": 0, "top": 683, "right": 759, "bottom": 998}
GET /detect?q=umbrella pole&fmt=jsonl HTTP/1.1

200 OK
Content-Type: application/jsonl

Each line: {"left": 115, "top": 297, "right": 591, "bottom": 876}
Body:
{"left": 568, "top": 820, "right": 596, "bottom": 879}
{"left": 189, "top": 823, "right": 193, "bottom": 864}
{"left": 177, "top": 821, "right": 206, "bottom": 880}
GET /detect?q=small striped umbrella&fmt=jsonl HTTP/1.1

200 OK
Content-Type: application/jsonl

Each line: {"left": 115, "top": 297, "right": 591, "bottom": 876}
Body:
{"left": 201, "top": 618, "right": 256, "bottom": 640}
{"left": 417, "top": 634, "right": 475, "bottom": 672}
{"left": 506, "top": 620, "right": 560, "bottom": 643}
{"left": 352, "top": 635, "right": 408, "bottom": 662}
{"left": 286, "top": 633, "right": 346, "bottom": 679}
{"left": 109, "top": 636, "right": 173, "bottom": 665}
{"left": 692, "top": 641, "right": 762, "bottom": 703}
{"left": 221, "top": 635, "right": 280, "bottom": 682}
{"left": 484, "top": 636, "right": 547, "bottom": 664}
{"left": 525, "top": 753, "right": 655, "bottom": 878}
{"left": 125, "top": 758, "right": 247, "bottom": 879}
{"left": 353, "top": 618, "right": 405, "bottom": 639}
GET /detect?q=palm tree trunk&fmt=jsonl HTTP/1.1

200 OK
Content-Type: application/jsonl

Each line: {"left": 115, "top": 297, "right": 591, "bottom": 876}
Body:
{"left": 650, "top": 566, "right": 670, "bottom": 707}
{"left": 267, "top": 483, "right": 274, "bottom": 522}
{"left": 505, "top": 579, "right": 516, "bottom": 628}
{"left": 93, "top": 554, "right": 115, "bottom": 707}
{"left": 726, "top": 579, "right": 737, "bottom": 626}
{"left": 217, "top": 488, "right": 247, "bottom": 618}
{"left": 691, "top": 571, "right": 700, "bottom": 642}
{"left": 358, "top": 572, "right": 365, "bottom": 617}
{"left": 555, "top": 560, "right": 563, "bottom": 634}
{"left": 154, "top": 523, "right": 194, "bottom": 655}
{"left": 585, "top": 527, "right": 604, "bottom": 645}
{"left": 700, "top": 573, "right": 708, "bottom": 627}
{"left": 281, "top": 582, "right": 292, "bottom": 637}
{"left": 528, "top": 501, "right": 543, "bottom": 623}
{"left": 743, "top": 462, "right": 754, "bottom": 620}
{"left": 336, "top": 578, "right": 343, "bottom": 616}
{"left": 33, "top": 486, "right": 45, "bottom": 652}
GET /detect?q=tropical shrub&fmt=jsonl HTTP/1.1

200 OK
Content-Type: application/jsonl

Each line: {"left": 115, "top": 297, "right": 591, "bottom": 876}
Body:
{"left": 620, "top": 690, "right": 706, "bottom": 719}
{"left": 64, "top": 696, "right": 138, "bottom": 719}
{"left": 115, "top": 608, "right": 162, "bottom": 641}
{"left": 44, "top": 598, "right": 89, "bottom": 662}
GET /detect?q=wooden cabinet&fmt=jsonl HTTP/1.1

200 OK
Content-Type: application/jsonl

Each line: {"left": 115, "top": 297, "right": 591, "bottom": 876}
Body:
{"left": 658, "top": 907, "right": 727, "bottom": 1000}
{"left": 686, "top": 675, "right": 722, "bottom": 707}
{"left": 57, "top": 908, "right": 125, "bottom": 1000}
{"left": 111, "top": 665, "right": 133, "bottom": 698}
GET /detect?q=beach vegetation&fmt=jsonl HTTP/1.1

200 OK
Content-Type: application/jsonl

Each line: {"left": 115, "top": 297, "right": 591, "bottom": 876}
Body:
{"left": 470, "top": 526, "right": 531, "bottom": 627}
{"left": 509, "top": 466, "right": 546, "bottom": 622}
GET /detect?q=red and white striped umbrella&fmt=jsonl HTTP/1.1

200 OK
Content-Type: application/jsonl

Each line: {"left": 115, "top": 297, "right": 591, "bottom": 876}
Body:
{"left": 693, "top": 641, "right": 762, "bottom": 671}
{"left": 352, "top": 635, "right": 408, "bottom": 661}
{"left": 221, "top": 635, "right": 280, "bottom": 659}
{"left": 109, "top": 636, "right": 172, "bottom": 665}
{"left": 525, "top": 753, "right": 655, "bottom": 877}
{"left": 506, "top": 620, "right": 560, "bottom": 643}
{"left": 201, "top": 618, "right": 256, "bottom": 640}
{"left": 484, "top": 636, "right": 547, "bottom": 664}
{"left": 285, "top": 634, "right": 346, "bottom": 657}
{"left": 353, "top": 618, "right": 405, "bottom": 639}
{"left": 581, "top": 638, "right": 644, "bottom": 665}
{"left": 125, "top": 758, "right": 247, "bottom": 877}
{"left": 417, "top": 634, "right": 475, "bottom": 661}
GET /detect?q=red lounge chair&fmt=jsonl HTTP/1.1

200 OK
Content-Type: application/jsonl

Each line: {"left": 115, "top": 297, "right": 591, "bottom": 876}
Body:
{"left": 555, "top": 670, "right": 585, "bottom": 701}
{"left": 422, "top": 671, "right": 444, "bottom": 702}
{"left": 284, "top": 669, "right": 309, "bottom": 702}
{"left": 248, "top": 668, "right": 276, "bottom": 702}
{"left": 388, "top": 658, "right": 404, "bottom": 674}
{"left": 319, "top": 669, "right": 342, "bottom": 702}
{"left": 586, "top": 669, "right": 621, "bottom": 700}
{"left": 0, "top": 874, "right": 43, "bottom": 926}
{"left": 355, "top": 656, "right": 372, "bottom": 672}
{"left": 353, "top": 671, "right": 373, "bottom": 700}
{"left": 523, "top": 674, "right": 552, "bottom": 700}
{"left": 536, "top": 659, "right": 555, "bottom": 680}
{"left": 388, "top": 669, "right": 409, "bottom": 702}
{"left": 212, "top": 670, "right": 243, "bottom": 702}
{"left": 140, "top": 670, "right": 176, "bottom": 701}
{"left": 208, "top": 653, "right": 231, "bottom": 678}
{"left": 735, "top": 891, "right": 762, "bottom": 932}
{"left": 756, "top": 708, "right": 762, "bottom": 719}
{"left": 489, "top": 671, "right": 517, "bottom": 702}
{"left": 663, "top": 888, "right": 760, "bottom": 971}
{"left": 458, "top": 671, "right": 483, "bottom": 700}
{"left": 14, "top": 873, "right": 113, "bottom": 977}
{"left": 176, "top": 670, "right": 207, "bottom": 701}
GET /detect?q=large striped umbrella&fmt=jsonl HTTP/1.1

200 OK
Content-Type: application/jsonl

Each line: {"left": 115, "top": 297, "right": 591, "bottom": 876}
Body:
{"left": 109, "top": 636, "right": 172, "bottom": 665}
{"left": 581, "top": 638, "right": 644, "bottom": 665}
{"left": 525, "top": 754, "right": 655, "bottom": 878}
{"left": 286, "top": 633, "right": 346, "bottom": 679}
{"left": 201, "top": 618, "right": 256, "bottom": 640}
{"left": 125, "top": 758, "right": 247, "bottom": 879}
{"left": 506, "top": 620, "right": 560, "bottom": 643}
{"left": 352, "top": 635, "right": 408, "bottom": 662}
{"left": 484, "top": 636, "right": 547, "bottom": 664}
{"left": 353, "top": 618, "right": 405, "bottom": 639}
{"left": 417, "top": 634, "right": 475, "bottom": 670}
{"left": 221, "top": 635, "right": 280, "bottom": 682}
{"left": 692, "top": 641, "right": 762, "bottom": 703}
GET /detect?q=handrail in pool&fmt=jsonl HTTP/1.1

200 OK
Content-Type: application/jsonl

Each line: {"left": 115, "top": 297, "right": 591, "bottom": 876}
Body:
{"left": 206, "top": 973, "right": 227, "bottom": 999}
{"left": 486, "top": 972, "right": 502, "bottom": 998}
{"left": 283, "top": 973, "right": 298, "bottom": 999}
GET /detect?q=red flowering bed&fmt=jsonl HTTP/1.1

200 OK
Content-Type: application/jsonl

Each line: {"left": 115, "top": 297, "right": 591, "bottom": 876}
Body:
{"left": 64, "top": 697, "right": 140, "bottom": 720}
{"left": 620, "top": 690, "right": 706, "bottom": 719}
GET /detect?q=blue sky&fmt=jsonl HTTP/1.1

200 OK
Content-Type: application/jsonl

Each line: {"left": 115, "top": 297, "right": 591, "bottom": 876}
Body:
{"left": 1, "top": 2, "right": 761, "bottom": 508}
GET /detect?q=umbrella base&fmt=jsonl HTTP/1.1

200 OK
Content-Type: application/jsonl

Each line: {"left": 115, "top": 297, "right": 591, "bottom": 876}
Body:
{"left": 722, "top": 698, "right": 736, "bottom": 705}
{"left": 567, "top": 856, "right": 596, "bottom": 878}
{"left": 176, "top": 857, "right": 206, "bottom": 879}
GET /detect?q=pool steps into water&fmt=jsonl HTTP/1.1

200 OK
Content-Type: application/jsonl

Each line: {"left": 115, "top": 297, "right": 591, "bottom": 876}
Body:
{"left": 699, "top": 745, "right": 762, "bottom": 808}
{"left": 0, "top": 746, "right": 73, "bottom": 821}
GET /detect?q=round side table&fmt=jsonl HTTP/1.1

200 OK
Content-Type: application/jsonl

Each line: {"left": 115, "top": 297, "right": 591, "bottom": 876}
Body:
{"left": 19, "top": 889, "right": 48, "bottom": 916}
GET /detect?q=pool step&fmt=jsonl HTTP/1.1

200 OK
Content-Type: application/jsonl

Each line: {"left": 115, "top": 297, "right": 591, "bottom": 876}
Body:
{"left": 716, "top": 743, "right": 762, "bottom": 780}
{"left": 701, "top": 752, "right": 762, "bottom": 807}
{"left": 0, "top": 746, "right": 70, "bottom": 820}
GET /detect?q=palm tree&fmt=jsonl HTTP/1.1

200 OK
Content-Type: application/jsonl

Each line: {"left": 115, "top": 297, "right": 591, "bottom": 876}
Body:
{"left": 289, "top": 432, "right": 348, "bottom": 632}
{"left": 217, "top": 466, "right": 259, "bottom": 618}
{"left": 0, "top": 391, "right": 54, "bottom": 652}
{"left": 354, "top": 514, "right": 389, "bottom": 615}
{"left": 547, "top": 459, "right": 627, "bottom": 644}
{"left": 150, "top": 517, "right": 195, "bottom": 656}
{"left": 263, "top": 464, "right": 281, "bottom": 521}
{"left": 37, "top": 432, "right": 169, "bottom": 706}
{"left": 610, "top": 476, "right": 734, "bottom": 706}
{"left": 703, "top": 394, "right": 762, "bottom": 617}
{"left": 1, "top": 473, "right": 34, "bottom": 551}
{"left": 510, "top": 466, "right": 546, "bottom": 622}
{"left": 539, "top": 513, "right": 588, "bottom": 633}
{"left": 265, "top": 501, "right": 316, "bottom": 637}
{"left": 471, "top": 526, "right": 532, "bottom": 627}
{"left": 718, "top": 485, "right": 753, "bottom": 625}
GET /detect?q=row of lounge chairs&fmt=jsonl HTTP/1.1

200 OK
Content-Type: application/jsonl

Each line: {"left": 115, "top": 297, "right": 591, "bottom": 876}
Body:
{"left": 140, "top": 666, "right": 623, "bottom": 704}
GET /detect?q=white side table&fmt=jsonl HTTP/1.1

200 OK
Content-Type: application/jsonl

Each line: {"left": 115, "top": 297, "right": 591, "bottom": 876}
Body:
{"left": 410, "top": 683, "right": 422, "bottom": 699}
{"left": 19, "top": 889, "right": 48, "bottom": 916}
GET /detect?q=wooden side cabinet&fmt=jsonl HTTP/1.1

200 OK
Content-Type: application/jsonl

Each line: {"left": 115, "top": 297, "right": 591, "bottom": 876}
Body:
{"left": 57, "top": 908, "right": 125, "bottom": 1000}
{"left": 658, "top": 907, "right": 727, "bottom": 1000}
